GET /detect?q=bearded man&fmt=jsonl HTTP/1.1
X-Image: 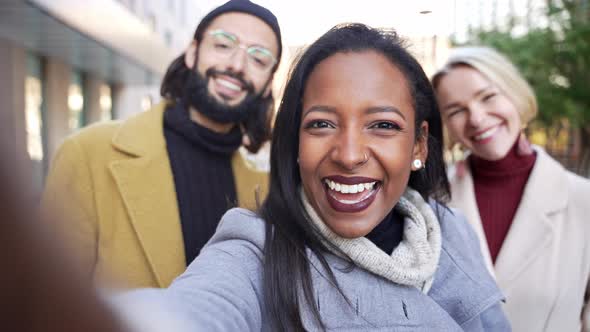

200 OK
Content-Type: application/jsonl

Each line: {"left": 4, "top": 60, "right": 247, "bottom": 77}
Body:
{"left": 42, "top": 0, "right": 282, "bottom": 288}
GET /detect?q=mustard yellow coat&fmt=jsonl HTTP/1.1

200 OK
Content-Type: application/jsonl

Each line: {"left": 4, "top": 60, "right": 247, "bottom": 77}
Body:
{"left": 41, "top": 102, "right": 268, "bottom": 288}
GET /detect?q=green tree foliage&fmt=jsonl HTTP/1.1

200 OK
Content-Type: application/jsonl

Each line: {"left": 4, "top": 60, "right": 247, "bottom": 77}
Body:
{"left": 461, "top": 0, "right": 590, "bottom": 174}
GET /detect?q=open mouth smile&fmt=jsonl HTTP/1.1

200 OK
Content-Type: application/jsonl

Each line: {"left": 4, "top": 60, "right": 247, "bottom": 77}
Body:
{"left": 216, "top": 77, "right": 243, "bottom": 91}
{"left": 472, "top": 125, "right": 500, "bottom": 143}
{"left": 323, "top": 176, "right": 381, "bottom": 213}
{"left": 213, "top": 75, "right": 246, "bottom": 99}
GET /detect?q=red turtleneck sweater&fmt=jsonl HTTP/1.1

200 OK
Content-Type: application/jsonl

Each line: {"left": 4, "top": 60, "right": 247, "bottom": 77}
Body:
{"left": 469, "top": 142, "right": 537, "bottom": 263}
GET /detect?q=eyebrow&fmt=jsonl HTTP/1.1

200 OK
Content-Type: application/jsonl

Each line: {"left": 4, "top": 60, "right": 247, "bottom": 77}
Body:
{"left": 366, "top": 106, "right": 406, "bottom": 120}
{"left": 210, "top": 29, "right": 237, "bottom": 40}
{"left": 442, "top": 85, "right": 493, "bottom": 111}
{"left": 302, "top": 105, "right": 406, "bottom": 120}
{"left": 210, "top": 28, "right": 274, "bottom": 52}
{"left": 302, "top": 105, "right": 337, "bottom": 118}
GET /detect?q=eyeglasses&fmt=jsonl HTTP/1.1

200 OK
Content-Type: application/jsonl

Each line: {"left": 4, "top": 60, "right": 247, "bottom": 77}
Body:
{"left": 204, "top": 29, "right": 277, "bottom": 73}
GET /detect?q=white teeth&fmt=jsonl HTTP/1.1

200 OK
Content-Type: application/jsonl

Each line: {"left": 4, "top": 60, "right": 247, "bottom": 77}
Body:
{"left": 329, "top": 181, "right": 335, "bottom": 190}
{"left": 324, "top": 179, "right": 377, "bottom": 194}
{"left": 474, "top": 126, "right": 498, "bottom": 141}
{"left": 216, "top": 78, "right": 242, "bottom": 91}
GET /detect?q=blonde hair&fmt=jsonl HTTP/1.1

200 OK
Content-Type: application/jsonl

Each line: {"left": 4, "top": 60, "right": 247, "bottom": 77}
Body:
{"left": 432, "top": 46, "right": 538, "bottom": 126}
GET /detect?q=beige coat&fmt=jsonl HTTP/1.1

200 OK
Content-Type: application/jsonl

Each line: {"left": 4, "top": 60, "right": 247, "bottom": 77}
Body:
{"left": 449, "top": 146, "right": 590, "bottom": 332}
{"left": 41, "top": 102, "right": 268, "bottom": 289}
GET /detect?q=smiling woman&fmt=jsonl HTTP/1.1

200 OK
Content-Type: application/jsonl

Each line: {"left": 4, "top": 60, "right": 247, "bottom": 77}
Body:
{"left": 114, "top": 24, "right": 510, "bottom": 332}
{"left": 298, "top": 51, "right": 427, "bottom": 238}
{"left": 432, "top": 46, "right": 590, "bottom": 332}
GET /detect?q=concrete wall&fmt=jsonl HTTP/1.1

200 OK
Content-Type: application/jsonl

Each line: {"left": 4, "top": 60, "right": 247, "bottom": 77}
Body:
{"left": 44, "top": 57, "right": 70, "bottom": 161}
{"left": 113, "top": 84, "right": 161, "bottom": 120}
{"left": 0, "top": 39, "right": 28, "bottom": 170}
{"left": 84, "top": 76, "right": 104, "bottom": 124}
{"left": 0, "top": 39, "right": 37, "bottom": 199}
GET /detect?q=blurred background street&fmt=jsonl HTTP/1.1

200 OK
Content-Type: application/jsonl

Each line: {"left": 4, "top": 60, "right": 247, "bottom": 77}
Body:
{"left": 1, "top": 0, "right": 588, "bottom": 203}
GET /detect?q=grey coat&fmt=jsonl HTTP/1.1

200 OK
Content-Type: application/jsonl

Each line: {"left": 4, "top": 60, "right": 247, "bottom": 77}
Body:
{"left": 116, "top": 207, "right": 510, "bottom": 331}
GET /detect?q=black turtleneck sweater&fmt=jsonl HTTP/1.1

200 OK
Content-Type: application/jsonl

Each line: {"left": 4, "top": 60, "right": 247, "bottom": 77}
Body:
{"left": 163, "top": 102, "right": 243, "bottom": 266}
{"left": 366, "top": 209, "right": 405, "bottom": 255}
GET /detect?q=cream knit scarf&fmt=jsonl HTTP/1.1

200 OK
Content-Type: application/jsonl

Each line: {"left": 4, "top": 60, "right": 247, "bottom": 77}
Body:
{"left": 301, "top": 187, "right": 442, "bottom": 293}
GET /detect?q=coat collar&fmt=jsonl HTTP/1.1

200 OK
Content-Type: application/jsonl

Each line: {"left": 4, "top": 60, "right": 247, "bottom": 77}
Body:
{"left": 108, "top": 101, "right": 186, "bottom": 287}
{"left": 111, "top": 101, "right": 169, "bottom": 158}
{"left": 494, "top": 147, "right": 566, "bottom": 290}
{"left": 448, "top": 166, "right": 495, "bottom": 275}
{"left": 450, "top": 146, "right": 567, "bottom": 292}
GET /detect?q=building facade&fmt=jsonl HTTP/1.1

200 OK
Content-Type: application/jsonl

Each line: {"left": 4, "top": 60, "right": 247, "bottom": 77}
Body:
{"left": 0, "top": 0, "right": 203, "bottom": 199}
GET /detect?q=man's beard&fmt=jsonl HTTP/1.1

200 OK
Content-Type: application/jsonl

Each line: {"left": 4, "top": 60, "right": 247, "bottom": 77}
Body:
{"left": 183, "top": 68, "right": 268, "bottom": 124}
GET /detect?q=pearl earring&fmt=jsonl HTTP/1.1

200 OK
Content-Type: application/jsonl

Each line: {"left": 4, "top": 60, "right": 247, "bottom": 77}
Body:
{"left": 412, "top": 159, "right": 423, "bottom": 169}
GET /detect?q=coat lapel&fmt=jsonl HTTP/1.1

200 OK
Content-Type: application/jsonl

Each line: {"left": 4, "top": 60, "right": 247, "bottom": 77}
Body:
{"left": 449, "top": 163, "right": 495, "bottom": 276}
{"left": 493, "top": 148, "right": 566, "bottom": 292}
{"left": 109, "top": 102, "right": 186, "bottom": 287}
{"left": 231, "top": 148, "right": 269, "bottom": 210}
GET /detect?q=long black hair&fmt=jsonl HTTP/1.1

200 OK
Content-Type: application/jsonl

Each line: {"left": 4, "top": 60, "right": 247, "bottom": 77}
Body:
{"left": 260, "top": 23, "right": 450, "bottom": 330}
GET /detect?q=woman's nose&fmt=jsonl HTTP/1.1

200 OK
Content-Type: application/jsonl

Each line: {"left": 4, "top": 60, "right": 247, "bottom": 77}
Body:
{"left": 468, "top": 104, "right": 486, "bottom": 127}
{"left": 331, "top": 130, "right": 369, "bottom": 170}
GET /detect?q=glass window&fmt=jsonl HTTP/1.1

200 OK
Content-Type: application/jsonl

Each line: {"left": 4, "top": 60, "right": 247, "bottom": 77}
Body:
{"left": 164, "top": 30, "right": 173, "bottom": 47}
{"left": 25, "top": 52, "right": 46, "bottom": 189}
{"left": 68, "top": 71, "right": 85, "bottom": 132}
{"left": 147, "top": 13, "right": 156, "bottom": 32}
{"left": 25, "top": 53, "right": 44, "bottom": 162}
{"left": 141, "top": 95, "right": 153, "bottom": 112}
{"left": 99, "top": 84, "right": 112, "bottom": 121}
{"left": 179, "top": 0, "right": 186, "bottom": 25}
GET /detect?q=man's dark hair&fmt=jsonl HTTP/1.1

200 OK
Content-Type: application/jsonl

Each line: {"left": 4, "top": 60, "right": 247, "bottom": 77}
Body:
{"left": 259, "top": 23, "right": 450, "bottom": 330}
{"left": 193, "top": 0, "right": 282, "bottom": 62}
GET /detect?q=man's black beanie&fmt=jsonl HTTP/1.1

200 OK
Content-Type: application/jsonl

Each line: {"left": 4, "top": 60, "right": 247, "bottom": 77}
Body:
{"left": 193, "top": 0, "right": 282, "bottom": 68}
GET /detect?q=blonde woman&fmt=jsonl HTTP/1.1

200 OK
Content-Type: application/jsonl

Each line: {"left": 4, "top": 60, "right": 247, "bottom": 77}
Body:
{"left": 432, "top": 46, "right": 590, "bottom": 332}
